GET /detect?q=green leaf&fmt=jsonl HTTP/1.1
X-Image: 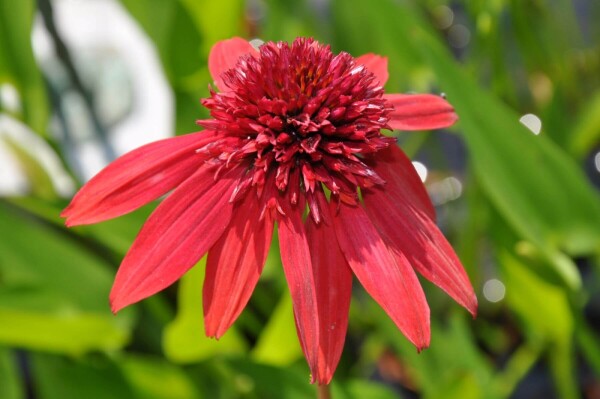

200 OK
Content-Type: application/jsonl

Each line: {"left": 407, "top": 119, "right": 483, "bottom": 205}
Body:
{"left": 251, "top": 291, "right": 303, "bottom": 366}
{"left": 417, "top": 31, "right": 600, "bottom": 257}
{"left": 376, "top": 304, "right": 494, "bottom": 399}
{"left": 8, "top": 196, "right": 156, "bottom": 257}
{"left": 31, "top": 354, "right": 135, "bottom": 399}
{"left": 225, "top": 357, "right": 315, "bottom": 399}
{"left": 0, "top": 0, "right": 49, "bottom": 134}
{"left": 0, "top": 308, "right": 131, "bottom": 355}
{"left": 0, "top": 348, "right": 23, "bottom": 399}
{"left": 179, "top": 0, "right": 245, "bottom": 49}
{"left": 569, "top": 90, "right": 600, "bottom": 158}
{"left": 332, "top": 0, "right": 600, "bottom": 284}
{"left": 118, "top": 355, "right": 200, "bottom": 399}
{"left": 500, "top": 248, "right": 578, "bottom": 399}
{"left": 163, "top": 259, "right": 247, "bottom": 363}
{"left": 0, "top": 201, "right": 134, "bottom": 354}
{"left": 332, "top": 379, "right": 401, "bottom": 399}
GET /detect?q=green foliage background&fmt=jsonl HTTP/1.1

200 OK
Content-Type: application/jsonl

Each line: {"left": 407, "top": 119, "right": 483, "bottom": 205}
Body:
{"left": 1, "top": 0, "right": 600, "bottom": 398}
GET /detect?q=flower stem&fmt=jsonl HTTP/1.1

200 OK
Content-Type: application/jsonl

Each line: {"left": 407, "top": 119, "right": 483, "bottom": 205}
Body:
{"left": 317, "top": 385, "right": 331, "bottom": 399}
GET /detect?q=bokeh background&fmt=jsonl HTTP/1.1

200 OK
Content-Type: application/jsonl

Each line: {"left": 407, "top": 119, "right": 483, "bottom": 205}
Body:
{"left": 1, "top": 0, "right": 600, "bottom": 398}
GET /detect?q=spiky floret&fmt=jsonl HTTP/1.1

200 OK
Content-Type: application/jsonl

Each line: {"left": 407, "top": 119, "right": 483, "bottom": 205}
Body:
{"left": 197, "top": 38, "right": 395, "bottom": 219}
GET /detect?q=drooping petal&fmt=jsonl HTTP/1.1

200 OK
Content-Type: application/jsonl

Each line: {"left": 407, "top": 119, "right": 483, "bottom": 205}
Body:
{"left": 203, "top": 191, "right": 274, "bottom": 338}
{"left": 364, "top": 146, "right": 477, "bottom": 316}
{"left": 109, "top": 164, "right": 246, "bottom": 313}
{"left": 384, "top": 93, "right": 458, "bottom": 131}
{"left": 208, "top": 37, "right": 258, "bottom": 91}
{"left": 332, "top": 199, "right": 430, "bottom": 350}
{"left": 62, "top": 131, "right": 219, "bottom": 226}
{"left": 306, "top": 193, "right": 352, "bottom": 385}
{"left": 277, "top": 194, "right": 320, "bottom": 382}
{"left": 355, "top": 53, "right": 389, "bottom": 86}
{"left": 369, "top": 144, "right": 436, "bottom": 220}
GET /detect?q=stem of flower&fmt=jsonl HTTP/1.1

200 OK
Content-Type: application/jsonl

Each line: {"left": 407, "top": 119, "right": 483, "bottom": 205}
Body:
{"left": 317, "top": 384, "right": 331, "bottom": 399}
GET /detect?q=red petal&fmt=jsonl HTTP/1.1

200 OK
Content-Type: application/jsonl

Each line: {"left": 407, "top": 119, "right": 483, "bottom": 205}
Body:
{"left": 306, "top": 198, "right": 352, "bottom": 385}
{"left": 208, "top": 37, "right": 258, "bottom": 91}
{"left": 364, "top": 148, "right": 477, "bottom": 316}
{"left": 332, "top": 199, "right": 430, "bottom": 350}
{"left": 203, "top": 192, "right": 274, "bottom": 338}
{"left": 109, "top": 165, "right": 245, "bottom": 312}
{"left": 277, "top": 195, "right": 320, "bottom": 382}
{"left": 62, "top": 131, "right": 218, "bottom": 226}
{"left": 368, "top": 144, "right": 436, "bottom": 220}
{"left": 355, "top": 53, "right": 389, "bottom": 86}
{"left": 384, "top": 93, "right": 458, "bottom": 130}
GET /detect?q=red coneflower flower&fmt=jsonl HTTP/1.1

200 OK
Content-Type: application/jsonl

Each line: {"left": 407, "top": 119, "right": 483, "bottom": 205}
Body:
{"left": 62, "top": 37, "right": 476, "bottom": 384}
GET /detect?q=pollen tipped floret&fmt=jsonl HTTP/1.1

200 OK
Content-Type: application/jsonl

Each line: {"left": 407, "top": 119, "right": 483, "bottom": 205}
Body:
{"left": 198, "top": 38, "right": 395, "bottom": 216}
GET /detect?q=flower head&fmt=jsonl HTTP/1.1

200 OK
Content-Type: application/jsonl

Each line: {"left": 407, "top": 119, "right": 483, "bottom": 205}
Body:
{"left": 62, "top": 37, "right": 476, "bottom": 384}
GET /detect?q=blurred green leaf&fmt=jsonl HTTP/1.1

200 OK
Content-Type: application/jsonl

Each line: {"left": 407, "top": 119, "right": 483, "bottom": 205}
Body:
{"left": 500, "top": 249, "right": 578, "bottom": 399}
{"left": 251, "top": 291, "right": 303, "bottom": 366}
{"left": 377, "top": 306, "right": 494, "bottom": 399}
{"left": 491, "top": 342, "right": 542, "bottom": 399}
{"left": 8, "top": 197, "right": 156, "bottom": 257}
{"left": 569, "top": 90, "right": 600, "bottom": 158}
{"left": 180, "top": 0, "right": 245, "bottom": 50}
{"left": 332, "top": 379, "right": 401, "bottom": 399}
{"left": 331, "top": 0, "right": 430, "bottom": 91}
{"left": 333, "top": 0, "right": 600, "bottom": 286}
{"left": 419, "top": 36, "right": 600, "bottom": 258}
{"left": 0, "top": 0, "right": 49, "bottom": 134}
{"left": 225, "top": 357, "right": 314, "bottom": 399}
{"left": 0, "top": 348, "right": 23, "bottom": 399}
{"left": 119, "top": 355, "right": 200, "bottom": 399}
{"left": 0, "top": 309, "right": 130, "bottom": 355}
{"left": 32, "top": 353, "right": 135, "bottom": 399}
{"left": 0, "top": 202, "right": 134, "bottom": 354}
{"left": 260, "top": 0, "right": 321, "bottom": 43}
{"left": 502, "top": 242, "right": 574, "bottom": 342}
{"left": 163, "top": 259, "right": 247, "bottom": 363}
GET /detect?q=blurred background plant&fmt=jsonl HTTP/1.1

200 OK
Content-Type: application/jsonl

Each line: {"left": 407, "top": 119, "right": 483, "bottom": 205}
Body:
{"left": 1, "top": 0, "right": 600, "bottom": 398}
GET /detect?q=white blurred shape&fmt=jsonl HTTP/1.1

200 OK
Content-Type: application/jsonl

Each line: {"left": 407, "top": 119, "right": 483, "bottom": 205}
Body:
{"left": 0, "top": 114, "right": 74, "bottom": 196}
{"left": 249, "top": 38, "right": 265, "bottom": 50}
{"left": 519, "top": 113, "right": 542, "bottom": 135}
{"left": 448, "top": 24, "right": 471, "bottom": 48}
{"left": 0, "top": 84, "right": 21, "bottom": 113}
{"left": 32, "top": 0, "right": 173, "bottom": 179}
{"left": 412, "top": 161, "right": 428, "bottom": 183}
{"left": 593, "top": 152, "right": 600, "bottom": 172}
{"left": 429, "top": 176, "right": 463, "bottom": 205}
{"left": 483, "top": 279, "right": 506, "bottom": 303}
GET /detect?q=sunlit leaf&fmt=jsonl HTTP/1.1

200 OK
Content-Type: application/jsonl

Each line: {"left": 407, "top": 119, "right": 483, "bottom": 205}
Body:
{"left": 0, "top": 202, "right": 134, "bottom": 354}
{"left": 179, "top": 0, "right": 244, "bottom": 49}
{"left": 163, "top": 260, "right": 247, "bottom": 363}
{"left": 0, "top": 348, "right": 23, "bottom": 399}
{"left": 500, "top": 248, "right": 577, "bottom": 399}
{"left": 251, "top": 291, "right": 303, "bottom": 366}
{"left": 0, "top": 0, "right": 49, "bottom": 134}
{"left": 569, "top": 90, "right": 600, "bottom": 158}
